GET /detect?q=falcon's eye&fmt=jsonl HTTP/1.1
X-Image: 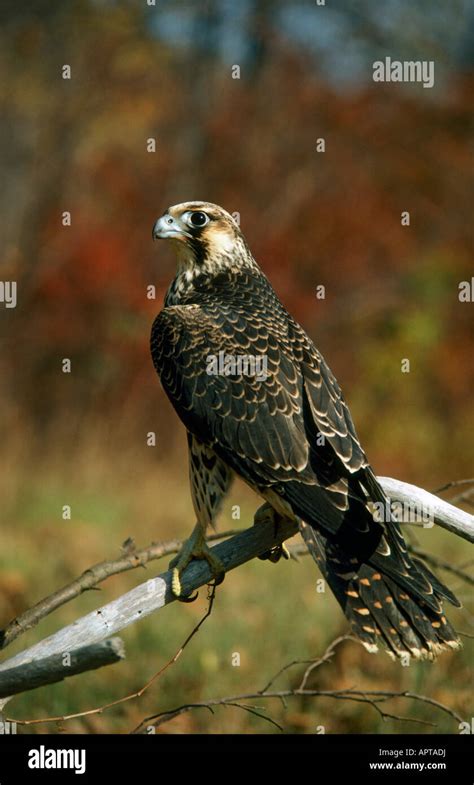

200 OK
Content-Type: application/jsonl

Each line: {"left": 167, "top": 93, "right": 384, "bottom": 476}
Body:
{"left": 187, "top": 211, "right": 209, "bottom": 228}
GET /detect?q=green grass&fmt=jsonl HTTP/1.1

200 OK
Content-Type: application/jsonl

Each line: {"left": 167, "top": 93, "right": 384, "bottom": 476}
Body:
{"left": 0, "top": 436, "right": 471, "bottom": 734}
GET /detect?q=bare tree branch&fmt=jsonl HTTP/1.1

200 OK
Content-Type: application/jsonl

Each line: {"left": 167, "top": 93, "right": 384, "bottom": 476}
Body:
{"left": 407, "top": 546, "right": 474, "bottom": 586}
{"left": 0, "top": 529, "right": 239, "bottom": 652}
{"left": 0, "top": 638, "right": 125, "bottom": 699}
{"left": 5, "top": 585, "right": 216, "bottom": 727}
{"left": 138, "top": 686, "right": 458, "bottom": 732}
{"left": 378, "top": 477, "right": 474, "bottom": 542}
{"left": 0, "top": 476, "right": 471, "bottom": 690}
{"left": 432, "top": 478, "right": 474, "bottom": 494}
{"left": 0, "top": 516, "right": 298, "bottom": 682}
{"left": 451, "top": 490, "right": 474, "bottom": 508}
{"left": 133, "top": 636, "right": 465, "bottom": 734}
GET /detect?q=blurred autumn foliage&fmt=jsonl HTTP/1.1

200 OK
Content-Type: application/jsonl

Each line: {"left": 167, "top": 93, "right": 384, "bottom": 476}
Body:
{"left": 0, "top": 0, "right": 472, "bottom": 734}
{"left": 0, "top": 1, "right": 473, "bottom": 478}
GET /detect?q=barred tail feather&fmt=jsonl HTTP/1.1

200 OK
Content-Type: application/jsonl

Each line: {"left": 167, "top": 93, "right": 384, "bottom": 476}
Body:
{"left": 300, "top": 523, "right": 461, "bottom": 660}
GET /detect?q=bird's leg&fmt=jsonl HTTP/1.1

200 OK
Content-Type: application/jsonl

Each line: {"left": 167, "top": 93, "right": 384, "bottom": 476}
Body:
{"left": 254, "top": 502, "right": 291, "bottom": 563}
{"left": 169, "top": 435, "right": 232, "bottom": 599}
{"left": 169, "top": 520, "right": 225, "bottom": 599}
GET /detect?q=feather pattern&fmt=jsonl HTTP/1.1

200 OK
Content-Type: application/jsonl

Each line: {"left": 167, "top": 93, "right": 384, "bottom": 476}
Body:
{"left": 150, "top": 201, "right": 461, "bottom": 659}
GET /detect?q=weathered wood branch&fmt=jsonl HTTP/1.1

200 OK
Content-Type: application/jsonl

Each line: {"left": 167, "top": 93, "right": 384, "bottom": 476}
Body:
{"left": 0, "top": 516, "right": 298, "bottom": 677}
{"left": 0, "top": 638, "right": 125, "bottom": 699}
{"left": 0, "top": 530, "right": 240, "bottom": 652}
{"left": 0, "top": 477, "right": 471, "bottom": 703}
{"left": 379, "top": 477, "right": 474, "bottom": 543}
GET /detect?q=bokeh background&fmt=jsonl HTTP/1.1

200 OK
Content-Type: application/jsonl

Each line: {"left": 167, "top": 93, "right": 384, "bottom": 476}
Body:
{"left": 0, "top": 0, "right": 472, "bottom": 734}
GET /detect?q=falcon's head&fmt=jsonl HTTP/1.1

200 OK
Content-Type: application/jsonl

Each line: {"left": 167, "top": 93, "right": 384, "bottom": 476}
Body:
{"left": 152, "top": 201, "right": 251, "bottom": 271}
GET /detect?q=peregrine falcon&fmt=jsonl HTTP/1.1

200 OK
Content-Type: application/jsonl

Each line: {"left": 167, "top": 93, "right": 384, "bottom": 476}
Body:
{"left": 150, "top": 201, "right": 461, "bottom": 660}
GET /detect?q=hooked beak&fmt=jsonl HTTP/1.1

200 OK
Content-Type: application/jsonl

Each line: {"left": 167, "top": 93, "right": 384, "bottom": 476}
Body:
{"left": 152, "top": 214, "right": 192, "bottom": 241}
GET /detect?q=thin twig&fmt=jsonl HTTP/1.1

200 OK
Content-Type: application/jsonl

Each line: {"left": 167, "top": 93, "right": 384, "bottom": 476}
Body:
{"left": 224, "top": 701, "right": 284, "bottom": 732}
{"left": 433, "top": 479, "right": 474, "bottom": 494}
{"left": 450, "top": 489, "right": 474, "bottom": 508}
{"left": 135, "top": 686, "right": 463, "bottom": 733}
{"left": 408, "top": 546, "right": 474, "bottom": 586}
{"left": 133, "top": 635, "right": 465, "bottom": 733}
{"left": 258, "top": 635, "right": 356, "bottom": 693}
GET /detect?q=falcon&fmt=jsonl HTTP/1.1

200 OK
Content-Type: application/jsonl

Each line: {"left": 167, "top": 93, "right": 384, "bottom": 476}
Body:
{"left": 150, "top": 201, "right": 461, "bottom": 660}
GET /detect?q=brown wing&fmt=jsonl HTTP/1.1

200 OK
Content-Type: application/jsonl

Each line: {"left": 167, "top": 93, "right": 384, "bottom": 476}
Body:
{"left": 151, "top": 271, "right": 459, "bottom": 614}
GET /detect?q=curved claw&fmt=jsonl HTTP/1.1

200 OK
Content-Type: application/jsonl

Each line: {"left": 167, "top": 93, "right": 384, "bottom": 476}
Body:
{"left": 173, "top": 582, "right": 199, "bottom": 603}
{"left": 259, "top": 542, "right": 291, "bottom": 563}
{"left": 212, "top": 569, "right": 226, "bottom": 587}
{"left": 254, "top": 503, "right": 292, "bottom": 563}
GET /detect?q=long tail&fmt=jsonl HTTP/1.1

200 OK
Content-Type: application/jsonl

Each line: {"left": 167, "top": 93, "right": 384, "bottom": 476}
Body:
{"left": 281, "top": 465, "right": 462, "bottom": 660}
{"left": 300, "top": 523, "right": 461, "bottom": 660}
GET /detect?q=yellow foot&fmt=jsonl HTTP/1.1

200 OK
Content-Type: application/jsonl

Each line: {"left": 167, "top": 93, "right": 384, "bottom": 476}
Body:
{"left": 254, "top": 502, "right": 291, "bottom": 563}
{"left": 169, "top": 525, "right": 225, "bottom": 599}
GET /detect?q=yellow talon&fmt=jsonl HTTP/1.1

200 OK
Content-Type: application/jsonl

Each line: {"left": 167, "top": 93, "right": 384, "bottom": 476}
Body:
{"left": 169, "top": 522, "right": 225, "bottom": 600}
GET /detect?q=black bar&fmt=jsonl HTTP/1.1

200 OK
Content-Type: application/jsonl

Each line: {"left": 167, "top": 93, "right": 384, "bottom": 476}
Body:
{"left": 0, "top": 733, "right": 472, "bottom": 783}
